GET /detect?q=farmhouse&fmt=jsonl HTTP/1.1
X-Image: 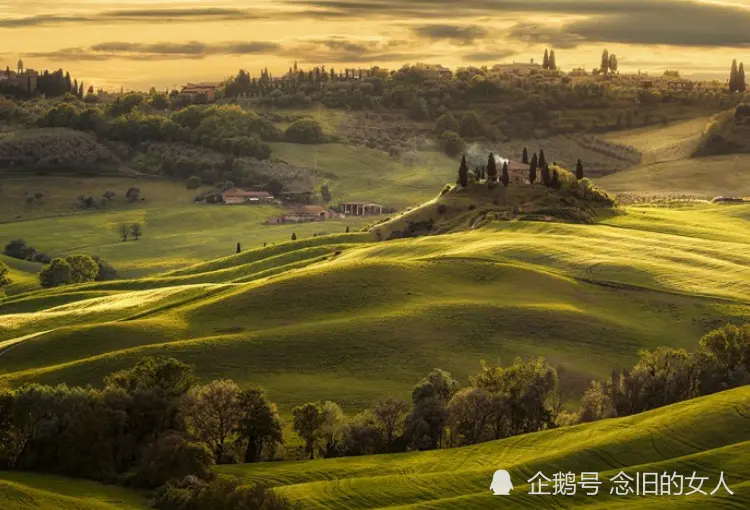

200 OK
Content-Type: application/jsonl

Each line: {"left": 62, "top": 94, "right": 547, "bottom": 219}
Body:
{"left": 268, "top": 205, "right": 343, "bottom": 224}
{"left": 221, "top": 188, "right": 274, "bottom": 205}
{"left": 180, "top": 82, "right": 222, "bottom": 102}
{"left": 343, "top": 202, "right": 383, "bottom": 216}
{"left": 0, "top": 59, "right": 39, "bottom": 93}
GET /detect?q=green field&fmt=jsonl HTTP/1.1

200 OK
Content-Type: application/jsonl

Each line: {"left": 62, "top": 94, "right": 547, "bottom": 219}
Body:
{"left": 0, "top": 471, "right": 148, "bottom": 510}
{"left": 218, "top": 385, "right": 750, "bottom": 509}
{"left": 2, "top": 201, "right": 748, "bottom": 414}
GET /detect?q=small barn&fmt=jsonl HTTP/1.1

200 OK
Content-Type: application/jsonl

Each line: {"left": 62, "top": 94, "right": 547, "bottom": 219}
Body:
{"left": 221, "top": 188, "right": 275, "bottom": 205}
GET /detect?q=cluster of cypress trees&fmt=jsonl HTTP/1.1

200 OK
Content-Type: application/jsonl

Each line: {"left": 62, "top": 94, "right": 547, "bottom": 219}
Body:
{"left": 457, "top": 149, "right": 585, "bottom": 190}
{"left": 729, "top": 59, "right": 746, "bottom": 93}
{"left": 542, "top": 49, "right": 557, "bottom": 70}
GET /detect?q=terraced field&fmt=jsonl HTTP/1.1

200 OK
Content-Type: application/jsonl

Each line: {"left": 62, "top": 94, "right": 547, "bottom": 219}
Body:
{"left": 219, "top": 386, "right": 750, "bottom": 509}
{"left": 1, "top": 202, "right": 748, "bottom": 413}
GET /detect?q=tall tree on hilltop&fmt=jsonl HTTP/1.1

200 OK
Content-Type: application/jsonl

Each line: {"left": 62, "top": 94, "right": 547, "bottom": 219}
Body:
{"left": 549, "top": 50, "right": 557, "bottom": 70}
{"left": 486, "top": 153, "right": 498, "bottom": 182}
{"left": 236, "top": 242, "right": 241, "bottom": 254}
{"left": 522, "top": 147, "right": 528, "bottom": 164}
{"left": 458, "top": 155, "right": 469, "bottom": 187}
{"left": 576, "top": 159, "right": 584, "bottom": 180}
{"left": 529, "top": 153, "right": 538, "bottom": 184}
{"left": 538, "top": 149, "right": 547, "bottom": 169}
{"left": 739, "top": 62, "right": 746, "bottom": 92}
{"left": 65, "top": 72, "right": 72, "bottom": 92}
{"left": 501, "top": 161, "right": 510, "bottom": 187}
{"left": 601, "top": 49, "right": 610, "bottom": 74}
{"left": 73, "top": 78, "right": 78, "bottom": 96}
{"left": 543, "top": 49, "right": 550, "bottom": 69}
{"left": 729, "top": 59, "right": 738, "bottom": 92}
{"left": 78, "top": 82, "right": 84, "bottom": 98}
{"left": 541, "top": 163, "right": 551, "bottom": 187}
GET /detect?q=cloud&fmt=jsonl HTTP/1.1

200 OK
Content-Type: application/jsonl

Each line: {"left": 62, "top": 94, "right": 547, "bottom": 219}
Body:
{"left": 412, "top": 24, "right": 489, "bottom": 45}
{"left": 293, "top": 0, "right": 750, "bottom": 47}
{"left": 279, "top": 37, "right": 436, "bottom": 63}
{"left": 0, "top": 8, "right": 261, "bottom": 27}
{"left": 507, "top": 23, "right": 584, "bottom": 50}
{"left": 462, "top": 49, "right": 518, "bottom": 62}
{"left": 29, "top": 41, "right": 282, "bottom": 61}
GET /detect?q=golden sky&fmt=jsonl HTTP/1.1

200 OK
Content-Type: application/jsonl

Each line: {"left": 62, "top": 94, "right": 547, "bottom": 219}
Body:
{"left": 1, "top": 0, "right": 749, "bottom": 90}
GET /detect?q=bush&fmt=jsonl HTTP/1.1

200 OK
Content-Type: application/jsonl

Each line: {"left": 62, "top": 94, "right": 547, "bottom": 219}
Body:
{"left": 153, "top": 476, "right": 294, "bottom": 510}
{"left": 439, "top": 130, "right": 464, "bottom": 157}
{"left": 186, "top": 176, "right": 202, "bottom": 189}
{"left": 285, "top": 119, "right": 324, "bottom": 143}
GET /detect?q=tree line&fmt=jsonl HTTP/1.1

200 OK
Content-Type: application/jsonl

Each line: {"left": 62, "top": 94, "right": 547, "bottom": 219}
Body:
{"left": 457, "top": 150, "right": 585, "bottom": 189}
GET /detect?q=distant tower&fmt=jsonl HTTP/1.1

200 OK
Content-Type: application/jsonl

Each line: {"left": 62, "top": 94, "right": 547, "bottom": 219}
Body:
{"left": 17, "top": 58, "right": 24, "bottom": 74}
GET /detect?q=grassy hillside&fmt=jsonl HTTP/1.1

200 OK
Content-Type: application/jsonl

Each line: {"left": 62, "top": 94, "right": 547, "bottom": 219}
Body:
{"left": 1, "top": 203, "right": 748, "bottom": 413}
{"left": 0, "top": 471, "right": 148, "bottom": 510}
{"left": 269, "top": 142, "right": 456, "bottom": 209}
{"left": 218, "top": 386, "right": 750, "bottom": 509}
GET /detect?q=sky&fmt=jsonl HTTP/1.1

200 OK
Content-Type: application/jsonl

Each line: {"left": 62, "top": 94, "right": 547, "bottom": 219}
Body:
{"left": 1, "top": 0, "right": 749, "bottom": 91}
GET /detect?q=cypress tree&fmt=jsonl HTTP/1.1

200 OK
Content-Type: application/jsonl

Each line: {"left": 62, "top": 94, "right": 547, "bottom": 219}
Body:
{"left": 551, "top": 169, "right": 560, "bottom": 189}
{"left": 346, "top": 225, "right": 350, "bottom": 233}
{"left": 522, "top": 147, "right": 528, "bottom": 164}
{"left": 538, "top": 149, "right": 547, "bottom": 169}
{"left": 739, "top": 62, "right": 746, "bottom": 92}
{"left": 549, "top": 50, "right": 557, "bottom": 70}
{"left": 487, "top": 153, "right": 498, "bottom": 181}
{"left": 291, "top": 233, "right": 297, "bottom": 241}
{"left": 541, "top": 163, "right": 551, "bottom": 187}
{"left": 601, "top": 49, "right": 609, "bottom": 73}
{"left": 576, "top": 159, "right": 584, "bottom": 180}
{"left": 474, "top": 166, "right": 481, "bottom": 181}
{"left": 543, "top": 49, "right": 550, "bottom": 69}
{"left": 501, "top": 162, "right": 510, "bottom": 187}
{"left": 730, "top": 59, "right": 739, "bottom": 92}
{"left": 236, "top": 242, "right": 241, "bottom": 253}
{"left": 458, "top": 155, "right": 469, "bottom": 187}
{"left": 529, "top": 153, "right": 538, "bottom": 184}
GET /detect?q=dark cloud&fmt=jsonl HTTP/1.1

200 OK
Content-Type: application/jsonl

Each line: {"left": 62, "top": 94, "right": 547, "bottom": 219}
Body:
{"left": 293, "top": 0, "right": 750, "bottom": 47}
{"left": 507, "top": 23, "right": 584, "bottom": 50}
{"left": 412, "top": 24, "right": 489, "bottom": 45}
{"left": 279, "top": 37, "right": 435, "bottom": 63}
{"left": 0, "top": 8, "right": 261, "bottom": 27}
{"left": 29, "top": 41, "right": 282, "bottom": 61}
{"left": 462, "top": 49, "right": 518, "bottom": 62}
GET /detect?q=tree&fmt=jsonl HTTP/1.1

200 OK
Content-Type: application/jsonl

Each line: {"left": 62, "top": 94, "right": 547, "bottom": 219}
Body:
{"left": 186, "top": 176, "right": 202, "bottom": 189}
{"left": 541, "top": 164, "right": 551, "bottom": 187}
{"left": 117, "top": 224, "right": 129, "bottom": 242}
{"left": 501, "top": 162, "right": 510, "bottom": 187}
{"left": 407, "top": 97, "right": 429, "bottom": 121}
{"left": 543, "top": 49, "right": 550, "bottom": 69}
{"left": 285, "top": 119, "right": 324, "bottom": 143}
{"left": 458, "top": 155, "right": 469, "bottom": 187}
{"left": 608, "top": 54, "right": 618, "bottom": 73}
{"left": 183, "top": 380, "right": 243, "bottom": 463}
{"left": 522, "top": 148, "right": 528, "bottom": 164}
{"left": 405, "top": 369, "right": 459, "bottom": 450}
{"left": 373, "top": 396, "right": 408, "bottom": 450}
{"left": 320, "top": 401, "right": 345, "bottom": 457}
{"left": 435, "top": 112, "right": 460, "bottom": 134}
{"left": 739, "top": 62, "right": 747, "bottom": 92}
{"left": 548, "top": 50, "right": 557, "bottom": 70}
{"left": 576, "top": 159, "right": 584, "bottom": 180}
{"left": 601, "top": 49, "right": 610, "bottom": 73}
{"left": 235, "top": 388, "right": 283, "bottom": 463}
{"left": 292, "top": 402, "right": 324, "bottom": 459}
{"left": 345, "top": 226, "right": 350, "bottom": 233}
{"left": 730, "top": 59, "right": 739, "bottom": 92}
{"left": 64, "top": 255, "right": 98, "bottom": 284}
{"left": 4, "top": 239, "right": 28, "bottom": 259}
{"left": 538, "top": 149, "right": 547, "bottom": 169}
{"left": 459, "top": 111, "right": 483, "bottom": 138}
{"left": 130, "top": 223, "right": 143, "bottom": 241}
{"left": 486, "top": 153, "right": 498, "bottom": 182}
{"left": 551, "top": 168, "right": 560, "bottom": 189}
{"left": 0, "top": 260, "right": 10, "bottom": 291}
{"left": 291, "top": 232, "right": 297, "bottom": 241}
{"left": 529, "top": 153, "right": 538, "bottom": 184}
{"left": 126, "top": 187, "right": 140, "bottom": 202}
{"left": 133, "top": 432, "right": 215, "bottom": 489}
{"left": 92, "top": 256, "right": 118, "bottom": 281}
{"left": 440, "top": 131, "right": 464, "bottom": 157}
{"left": 448, "top": 387, "right": 493, "bottom": 445}
{"left": 39, "top": 258, "right": 72, "bottom": 288}
{"left": 236, "top": 242, "right": 241, "bottom": 254}
{"left": 320, "top": 184, "right": 332, "bottom": 203}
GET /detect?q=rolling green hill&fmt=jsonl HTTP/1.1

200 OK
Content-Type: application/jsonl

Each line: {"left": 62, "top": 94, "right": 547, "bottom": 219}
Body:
{"left": 218, "top": 385, "right": 750, "bottom": 509}
{"left": 0, "top": 471, "right": 148, "bottom": 510}
{"left": 1, "top": 202, "right": 748, "bottom": 413}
